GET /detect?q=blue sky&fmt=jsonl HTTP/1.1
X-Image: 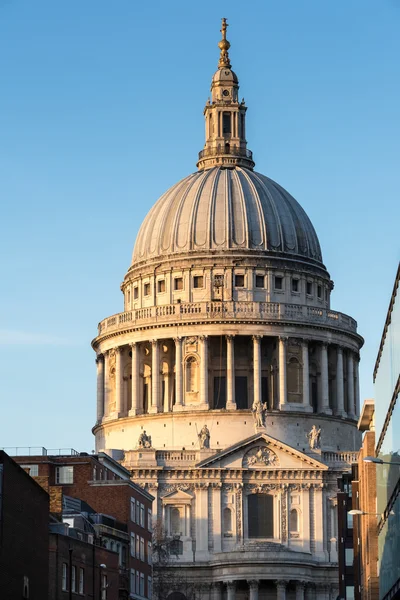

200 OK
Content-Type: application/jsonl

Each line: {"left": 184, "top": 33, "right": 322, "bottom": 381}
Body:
{"left": 0, "top": 1, "right": 398, "bottom": 452}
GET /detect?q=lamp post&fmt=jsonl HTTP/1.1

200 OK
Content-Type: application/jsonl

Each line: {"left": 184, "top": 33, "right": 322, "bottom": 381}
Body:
{"left": 99, "top": 564, "right": 106, "bottom": 600}
{"left": 348, "top": 509, "right": 394, "bottom": 517}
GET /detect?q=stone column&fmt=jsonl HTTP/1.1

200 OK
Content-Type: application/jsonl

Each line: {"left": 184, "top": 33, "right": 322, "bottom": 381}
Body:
{"left": 253, "top": 335, "right": 262, "bottom": 407}
{"left": 173, "top": 337, "right": 183, "bottom": 411}
{"left": 150, "top": 340, "right": 160, "bottom": 413}
{"left": 200, "top": 335, "right": 209, "bottom": 408}
{"left": 226, "top": 335, "right": 236, "bottom": 409}
{"left": 227, "top": 581, "right": 236, "bottom": 600}
{"left": 320, "top": 343, "right": 332, "bottom": 414}
{"left": 276, "top": 580, "right": 288, "bottom": 600}
{"left": 103, "top": 350, "right": 110, "bottom": 416}
{"left": 114, "top": 347, "right": 123, "bottom": 416}
{"left": 96, "top": 354, "right": 105, "bottom": 422}
{"left": 347, "top": 352, "right": 355, "bottom": 418}
{"left": 336, "top": 346, "right": 346, "bottom": 417}
{"left": 212, "top": 582, "right": 222, "bottom": 600}
{"left": 195, "top": 485, "right": 209, "bottom": 559}
{"left": 295, "top": 581, "right": 306, "bottom": 600}
{"left": 212, "top": 485, "right": 222, "bottom": 553}
{"left": 354, "top": 355, "right": 360, "bottom": 418}
{"left": 302, "top": 339, "right": 312, "bottom": 411}
{"left": 279, "top": 336, "right": 287, "bottom": 409}
{"left": 163, "top": 369, "right": 171, "bottom": 413}
{"left": 247, "top": 580, "right": 259, "bottom": 600}
{"left": 129, "top": 343, "right": 141, "bottom": 416}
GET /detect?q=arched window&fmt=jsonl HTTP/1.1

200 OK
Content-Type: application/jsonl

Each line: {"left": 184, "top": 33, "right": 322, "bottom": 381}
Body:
{"left": 290, "top": 509, "right": 299, "bottom": 533}
{"left": 223, "top": 507, "right": 232, "bottom": 535}
{"left": 170, "top": 508, "right": 181, "bottom": 535}
{"left": 287, "top": 357, "right": 301, "bottom": 394}
{"left": 186, "top": 357, "right": 198, "bottom": 392}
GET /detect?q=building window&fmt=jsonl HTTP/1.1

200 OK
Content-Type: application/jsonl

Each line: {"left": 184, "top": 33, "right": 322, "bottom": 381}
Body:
{"left": 274, "top": 276, "right": 283, "bottom": 290}
{"left": 174, "top": 277, "right": 183, "bottom": 291}
{"left": 144, "top": 283, "right": 151, "bottom": 296}
{"left": 20, "top": 464, "right": 39, "bottom": 476}
{"left": 223, "top": 507, "right": 232, "bottom": 536}
{"left": 186, "top": 356, "right": 198, "bottom": 392}
{"left": 140, "top": 503, "right": 145, "bottom": 527}
{"left": 148, "top": 508, "right": 152, "bottom": 531}
{"left": 140, "top": 537, "right": 145, "bottom": 561}
{"left": 136, "top": 534, "right": 140, "bottom": 557}
{"left": 235, "top": 274, "right": 245, "bottom": 287}
{"left": 346, "top": 586, "right": 355, "bottom": 600}
{"left": 255, "top": 275, "right": 265, "bottom": 288}
{"left": 317, "top": 284, "right": 322, "bottom": 298}
{"left": 147, "top": 541, "right": 152, "bottom": 565}
{"left": 157, "top": 280, "right": 166, "bottom": 293}
{"left": 223, "top": 112, "right": 231, "bottom": 134}
{"left": 345, "top": 548, "right": 354, "bottom": 566}
{"left": 292, "top": 278, "right": 299, "bottom": 292}
{"left": 290, "top": 509, "right": 299, "bottom": 533}
{"left": 148, "top": 576, "right": 152, "bottom": 599}
{"left": 130, "top": 532, "right": 135, "bottom": 557}
{"left": 306, "top": 281, "right": 313, "bottom": 295}
{"left": 23, "top": 575, "right": 29, "bottom": 599}
{"left": 171, "top": 507, "right": 181, "bottom": 535}
{"left": 130, "top": 570, "right": 135, "bottom": 594}
{"left": 55, "top": 466, "right": 73, "bottom": 484}
{"left": 248, "top": 494, "right": 273, "bottom": 538}
{"left": 287, "top": 357, "right": 301, "bottom": 394}
{"left": 347, "top": 511, "right": 354, "bottom": 529}
{"left": 71, "top": 566, "right": 76, "bottom": 592}
{"left": 133, "top": 287, "right": 138, "bottom": 300}
{"left": 136, "top": 571, "right": 140, "bottom": 595}
{"left": 101, "top": 575, "right": 107, "bottom": 600}
{"left": 79, "top": 568, "right": 84, "bottom": 594}
{"left": 140, "top": 573, "right": 145, "bottom": 597}
{"left": 127, "top": 290, "right": 131, "bottom": 305}
{"left": 62, "top": 564, "right": 68, "bottom": 591}
{"left": 130, "top": 498, "right": 136, "bottom": 522}
{"left": 193, "top": 275, "right": 204, "bottom": 288}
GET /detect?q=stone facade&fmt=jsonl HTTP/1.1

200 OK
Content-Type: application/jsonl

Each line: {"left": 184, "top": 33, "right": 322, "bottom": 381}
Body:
{"left": 92, "top": 20, "right": 363, "bottom": 600}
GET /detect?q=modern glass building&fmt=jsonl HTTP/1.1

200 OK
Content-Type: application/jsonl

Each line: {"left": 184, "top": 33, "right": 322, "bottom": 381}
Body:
{"left": 374, "top": 262, "right": 400, "bottom": 600}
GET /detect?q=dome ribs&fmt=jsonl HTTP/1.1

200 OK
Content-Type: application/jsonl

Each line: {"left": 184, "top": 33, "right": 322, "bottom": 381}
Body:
{"left": 237, "top": 168, "right": 265, "bottom": 249}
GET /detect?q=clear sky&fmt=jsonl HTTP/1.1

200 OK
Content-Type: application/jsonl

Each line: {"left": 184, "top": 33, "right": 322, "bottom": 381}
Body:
{"left": 0, "top": 1, "right": 398, "bottom": 453}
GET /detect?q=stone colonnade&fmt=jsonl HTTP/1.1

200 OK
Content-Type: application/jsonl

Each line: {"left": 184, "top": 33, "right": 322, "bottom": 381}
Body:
{"left": 96, "top": 335, "right": 360, "bottom": 421}
{"left": 207, "top": 579, "right": 333, "bottom": 600}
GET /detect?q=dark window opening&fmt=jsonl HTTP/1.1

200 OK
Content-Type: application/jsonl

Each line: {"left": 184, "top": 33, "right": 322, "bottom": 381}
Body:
{"left": 262, "top": 376, "right": 269, "bottom": 409}
{"left": 143, "top": 283, "right": 150, "bottom": 296}
{"left": 193, "top": 276, "right": 204, "bottom": 288}
{"left": 306, "top": 282, "right": 313, "bottom": 295}
{"left": 255, "top": 275, "right": 265, "bottom": 288}
{"left": 213, "top": 376, "right": 226, "bottom": 409}
{"left": 317, "top": 285, "right": 322, "bottom": 298}
{"left": 248, "top": 494, "right": 273, "bottom": 538}
{"left": 292, "top": 279, "right": 299, "bottom": 292}
{"left": 223, "top": 112, "right": 231, "bottom": 134}
{"left": 235, "top": 376, "right": 248, "bottom": 409}
{"left": 275, "top": 276, "right": 283, "bottom": 290}
{"left": 174, "top": 278, "right": 183, "bottom": 291}
{"left": 235, "top": 274, "right": 245, "bottom": 287}
{"left": 158, "top": 280, "right": 166, "bottom": 293}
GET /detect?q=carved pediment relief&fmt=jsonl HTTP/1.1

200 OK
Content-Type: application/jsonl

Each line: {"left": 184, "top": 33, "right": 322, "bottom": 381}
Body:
{"left": 243, "top": 445, "right": 279, "bottom": 468}
{"left": 161, "top": 488, "right": 194, "bottom": 505}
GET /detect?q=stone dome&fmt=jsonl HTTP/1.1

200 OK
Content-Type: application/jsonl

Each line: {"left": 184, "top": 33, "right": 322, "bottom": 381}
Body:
{"left": 132, "top": 166, "right": 323, "bottom": 266}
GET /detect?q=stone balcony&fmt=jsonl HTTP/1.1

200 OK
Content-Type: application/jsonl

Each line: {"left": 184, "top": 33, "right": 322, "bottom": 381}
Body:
{"left": 97, "top": 301, "right": 358, "bottom": 337}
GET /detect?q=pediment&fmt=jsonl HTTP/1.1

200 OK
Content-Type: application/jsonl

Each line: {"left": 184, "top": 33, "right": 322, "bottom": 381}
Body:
{"left": 161, "top": 488, "right": 194, "bottom": 504}
{"left": 196, "top": 433, "right": 328, "bottom": 471}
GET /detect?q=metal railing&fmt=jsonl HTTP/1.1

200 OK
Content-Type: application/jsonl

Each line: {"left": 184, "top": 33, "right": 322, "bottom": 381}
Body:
{"left": 198, "top": 145, "right": 253, "bottom": 160}
{"left": 0, "top": 447, "right": 79, "bottom": 457}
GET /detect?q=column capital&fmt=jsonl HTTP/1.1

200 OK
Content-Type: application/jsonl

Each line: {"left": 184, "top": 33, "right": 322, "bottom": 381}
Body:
{"left": 95, "top": 354, "right": 104, "bottom": 364}
{"left": 276, "top": 580, "right": 289, "bottom": 590}
{"left": 247, "top": 579, "right": 259, "bottom": 590}
{"left": 301, "top": 336, "right": 311, "bottom": 345}
{"left": 336, "top": 344, "right": 343, "bottom": 354}
{"left": 296, "top": 581, "right": 307, "bottom": 590}
{"left": 252, "top": 334, "right": 262, "bottom": 342}
{"left": 151, "top": 339, "right": 159, "bottom": 347}
{"left": 199, "top": 335, "right": 209, "bottom": 341}
{"left": 320, "top": 341, "right": 329, "bottom": 349}
{"left": 173, "top": 336, "right": 182, "bottom": 343}
{"left": 113, "top": 345, "right": 122, "bottom": 354}
{"left": 226, "top": 334, "right": 235, "bottom": 341}
{"left": 129, "top": 341, "right": 137, "bottom": 349}
{"left": 226, "top": 581, "right": 236, "bottom": 591}
{"left": 279, "top": 335, "right": 288, "bottom": 343}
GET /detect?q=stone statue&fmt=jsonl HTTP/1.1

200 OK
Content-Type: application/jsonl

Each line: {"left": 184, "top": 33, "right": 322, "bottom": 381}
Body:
{"left": 306, "top": 425, "right": 321, "bottom": 449}
{"left": 138, "top": 430, "right": 152, "bottom": 449}
{"left": 252, "top": 398, "right": 267, "bottom": 427}
{"left": 198, "top": 424, "right": 210, "bottom": 449}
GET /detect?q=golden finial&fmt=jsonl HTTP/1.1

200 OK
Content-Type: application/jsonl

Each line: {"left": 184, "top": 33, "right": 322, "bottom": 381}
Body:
{"left": 218, "top": 17, "right": 231, "bottom": 69}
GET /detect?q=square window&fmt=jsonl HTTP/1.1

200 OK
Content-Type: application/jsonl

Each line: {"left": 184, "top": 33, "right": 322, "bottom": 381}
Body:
{"left": 133, "top": 287, "right": 138, "bottom": 300}
{"left": 255, "top": 275, "right": 264, "bottom": 288}
{"left": 20, "top": 464, "right": 39, "bottom": 476}
{"left": 306, "top": 281, "right": 313, "bottom": 295}
{"left": 55, "top": 466, "right": 73, "bottom": 484}
{"left": 275, "top": 276, "right": 283, "bottom": 290}
{"left": 174, "top": 278, "right": 183, "bottom": 291}
{"left": 292, "top": 279, "right": 299, "bottom": 292}
{"left": 144, "top": 283, "right": 151, "bottom": 296}
{"left": 193, "top": 275, "right": 204, "bottom": 288}
{"left": 157, "top": 280, "right": 165, "bottom": 293}
{"left": 317, "top": 284, "right": 322, "bottom": 298}
{"left": 235, "top": 274, "right": 245, "bottom": 287}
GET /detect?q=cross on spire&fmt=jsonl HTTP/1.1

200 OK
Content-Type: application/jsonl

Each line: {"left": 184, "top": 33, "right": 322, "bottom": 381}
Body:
{"left": 218, "top": 17, "right": 231, "bottom": 69}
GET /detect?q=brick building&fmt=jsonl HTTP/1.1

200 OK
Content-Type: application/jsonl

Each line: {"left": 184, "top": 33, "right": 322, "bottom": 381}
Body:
{"left": 351, "top": 400, "right": 379, "bottom": 600}
{"left": 10, "top": 448, "right": 154, "bottom": 599}
{"left": 0, "top": 451, "right": 49, "bottom": 599}
{"left": 338, "top": 470, "right": 355, "bottom": 600}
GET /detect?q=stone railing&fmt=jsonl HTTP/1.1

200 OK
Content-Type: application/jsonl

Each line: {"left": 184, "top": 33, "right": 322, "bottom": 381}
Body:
{"left": 97, "top": 301, "right": 358, "bottom": 336}
{"left": 156, "top": 451, "right": 198, "bottom": 465}
{"left": 322, "top": 451, "right": 358, "bottom": 465}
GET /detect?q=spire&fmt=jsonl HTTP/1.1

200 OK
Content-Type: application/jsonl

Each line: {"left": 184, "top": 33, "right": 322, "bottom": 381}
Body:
{"left": 197, "top": 19, "right": 255, "bottom": 172}
{"left": 218, "top": 18, "right": 231, "bottom": 69}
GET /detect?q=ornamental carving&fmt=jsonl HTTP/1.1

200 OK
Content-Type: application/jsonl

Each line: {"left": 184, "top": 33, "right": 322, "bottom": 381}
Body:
{"left": 281, "top": 491, "right": 287, "bottom": 542}
{"left": 246, "top": 484, "right": 278, "bottom": 493}
{"left": 243, "top": 446, "right": 279, "bottom": 468}
{"left": 236, "top": 488, "right": 242, "bottom": 541}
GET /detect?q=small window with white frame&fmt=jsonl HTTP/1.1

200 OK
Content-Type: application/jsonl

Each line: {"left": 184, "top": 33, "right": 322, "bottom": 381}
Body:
{"left": 140, "top": 573, "right": 145, "bottom": 596}
{"left": 130, "top": 532, "right": 135, "bottom": 557}
{"left": 235, "top": 274, "right": 245, "bottom": 287}
{"left": 136, "top": 534, "right": 140, "bottom": 557}
{"left": 193, "top": 275, "right": 204, "bottom": 288}
{"left": 157, "top": 280, "right": 166, "bottom": 293}
{"left": 130, "top": 498, "right": 136, "bottom": 522}
{"left": 174, "top": 277, "right": 183, "bottom": 291}
{"left": 133, "top": 286, "right": 138, "bottom": 300}
{"left": 55, "top": 466, "right": 73, "bottom": 484}
{"left": 140, "top": 537, "right": 145, "bottom": 561}
{"left": 130, "top": 570, "right": 135, "bottom": 595}
{"left": 140, "top": 503, "right": 145, "bottom": 527}
{"left": 148, "top": 508, "right": 152, "bottom": 531}
{"left": 144, "top": 282, "right": 151, "bottom": 296}
{"left": 255, "top": 274, "right": 265, "bottom": 288}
